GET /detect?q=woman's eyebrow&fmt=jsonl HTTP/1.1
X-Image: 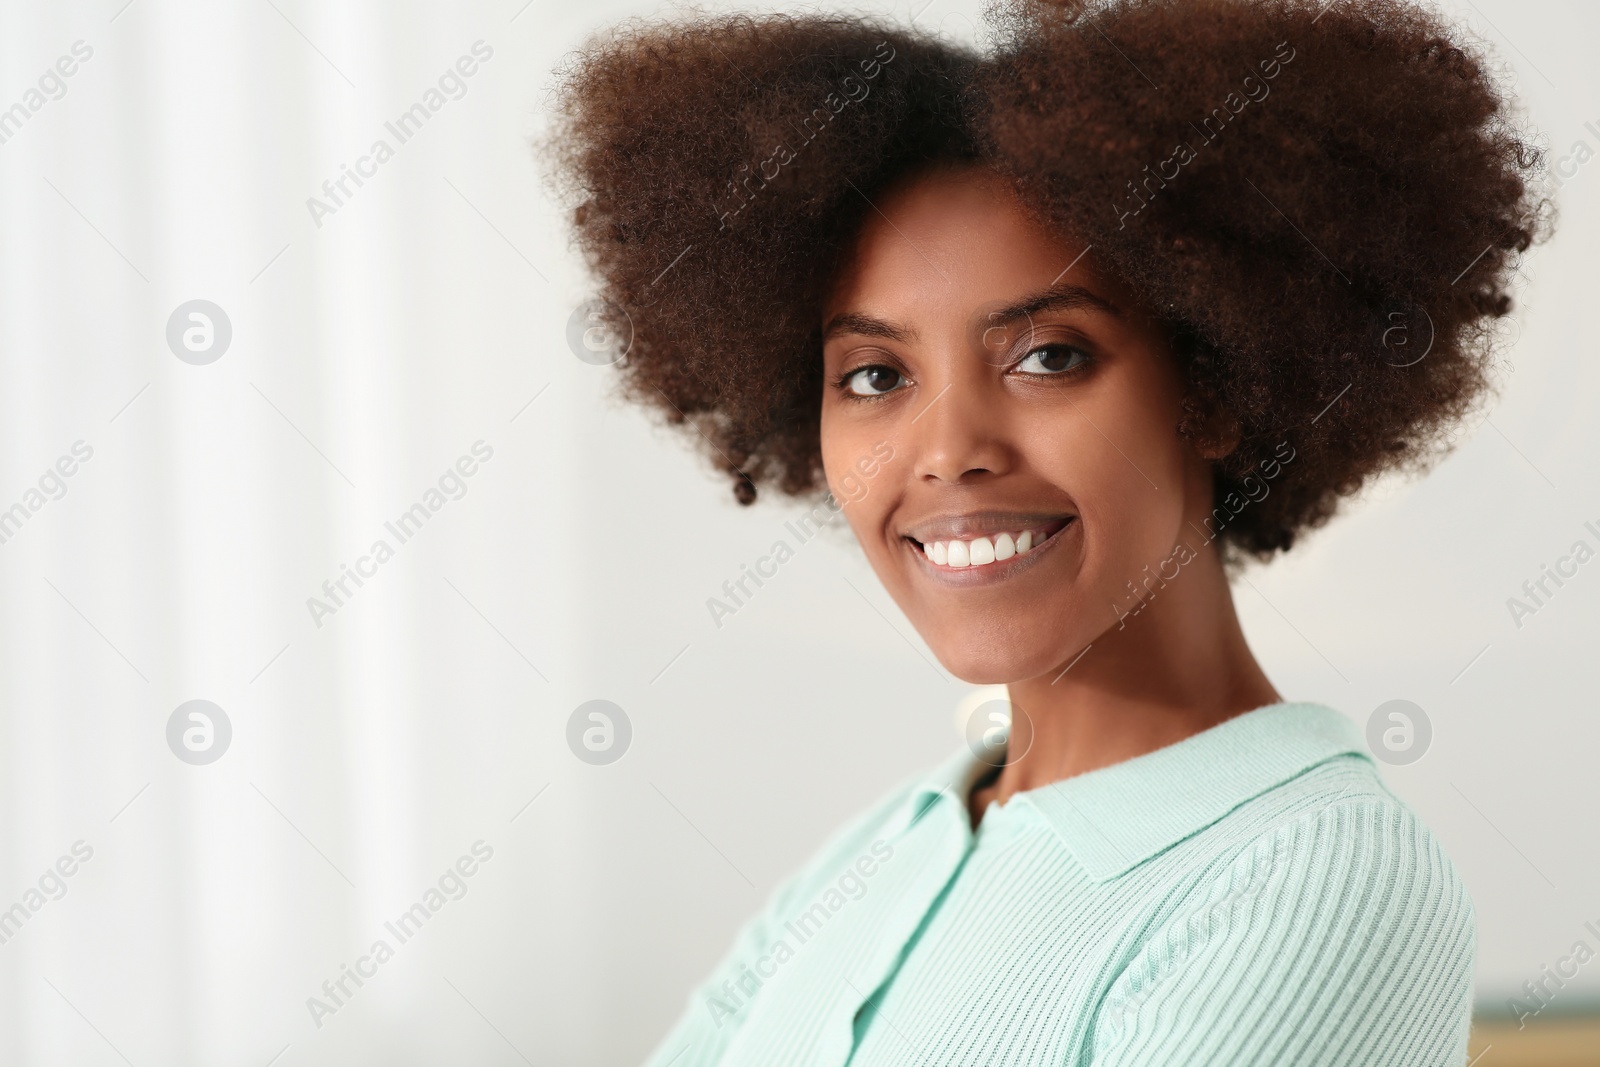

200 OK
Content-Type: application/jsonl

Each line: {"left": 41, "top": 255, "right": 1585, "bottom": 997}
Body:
{"left": 821, "top": 311, "right": 918, "bottom": 345}
{"left": 822, "top": 284, "right": 1116, "bottom": 345}
{"left": 987, "top": 283, "right": 1122, "bottom": 326}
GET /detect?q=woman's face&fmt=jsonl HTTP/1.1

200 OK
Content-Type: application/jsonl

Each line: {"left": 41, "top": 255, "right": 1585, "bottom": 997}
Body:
{"left": 820, "top": 164, "right": 1218, "bottom": 684}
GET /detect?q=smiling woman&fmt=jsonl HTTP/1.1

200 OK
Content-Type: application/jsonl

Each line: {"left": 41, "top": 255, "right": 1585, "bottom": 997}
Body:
{"left": 818, "top": 165, "right": 1247, "bottom": 691}
{"left": 548, "top": 0, "right": 1548, "bottom": 1064}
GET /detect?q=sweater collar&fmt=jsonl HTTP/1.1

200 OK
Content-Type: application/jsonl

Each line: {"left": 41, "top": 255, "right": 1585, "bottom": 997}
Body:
{"left": 904, "top": 701, "right": 1372, "bottom": 882}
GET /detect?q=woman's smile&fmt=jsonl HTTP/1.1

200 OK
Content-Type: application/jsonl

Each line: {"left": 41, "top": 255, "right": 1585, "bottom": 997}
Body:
{"left": 901, "top": 514, "right": 1077, "bottom": 585}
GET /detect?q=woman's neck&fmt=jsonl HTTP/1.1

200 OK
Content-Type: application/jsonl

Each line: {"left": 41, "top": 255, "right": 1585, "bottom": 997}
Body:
{"left": 968, "top": 546, "right": 1279, "bottom": 828}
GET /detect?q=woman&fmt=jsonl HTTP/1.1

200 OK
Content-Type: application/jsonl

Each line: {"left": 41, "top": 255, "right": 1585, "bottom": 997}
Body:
{"left": 550, "top": 0, "right": 1546, "bottom": 1062}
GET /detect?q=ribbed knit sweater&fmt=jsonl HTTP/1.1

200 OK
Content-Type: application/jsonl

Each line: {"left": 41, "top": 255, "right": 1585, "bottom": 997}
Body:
{"left": 640, "top": 701, "right": 1476, "bottom": 1066}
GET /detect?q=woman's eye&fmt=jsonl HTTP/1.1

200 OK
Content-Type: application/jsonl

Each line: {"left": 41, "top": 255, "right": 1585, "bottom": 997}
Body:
{"left": 843, "top": 365, "right": 906, "bottom": 397}
{"left": 1015, "top": 344, "right": 1090, "bottom": 376}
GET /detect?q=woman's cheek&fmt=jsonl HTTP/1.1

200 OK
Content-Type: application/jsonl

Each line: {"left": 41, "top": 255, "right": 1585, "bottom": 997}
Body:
{"left": 1081, "top": 473, "right": 1173, "bottom": 598}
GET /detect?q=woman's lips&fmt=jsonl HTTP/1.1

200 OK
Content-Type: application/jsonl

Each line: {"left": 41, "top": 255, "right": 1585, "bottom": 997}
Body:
{"left": 905, "top": 516, "right": 1075, "bottom": 578}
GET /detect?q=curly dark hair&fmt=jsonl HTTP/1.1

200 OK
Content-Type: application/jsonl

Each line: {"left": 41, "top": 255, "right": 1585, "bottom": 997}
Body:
{"left": 548, "top": 0, "right": 1549, "bottom": 559}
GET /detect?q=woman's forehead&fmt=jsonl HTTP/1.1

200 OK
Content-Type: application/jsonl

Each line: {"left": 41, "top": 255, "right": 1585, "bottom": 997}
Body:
{"left": 824, "top": 165, "right": 1128, "bottom": 328}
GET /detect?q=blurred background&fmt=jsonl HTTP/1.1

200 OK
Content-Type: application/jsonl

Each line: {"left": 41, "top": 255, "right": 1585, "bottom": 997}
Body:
{"left": 0, "top": 0, "right": 1595, "bottom": 1063}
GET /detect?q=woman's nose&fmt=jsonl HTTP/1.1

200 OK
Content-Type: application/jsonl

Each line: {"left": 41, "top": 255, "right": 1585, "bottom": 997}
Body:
{"left": 909, "top": 375, "right": 1014, "bottom": 486}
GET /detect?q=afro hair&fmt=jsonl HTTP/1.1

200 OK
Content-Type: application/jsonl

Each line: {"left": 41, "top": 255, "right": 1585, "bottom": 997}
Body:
{"left": 548, "top": 0, "right": 1550, "bottom": 559}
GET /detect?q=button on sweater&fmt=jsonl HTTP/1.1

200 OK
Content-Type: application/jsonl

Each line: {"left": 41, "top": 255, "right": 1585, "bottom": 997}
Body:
{"left": 641, "top": 701, "right": 1477, "bottom": 1066}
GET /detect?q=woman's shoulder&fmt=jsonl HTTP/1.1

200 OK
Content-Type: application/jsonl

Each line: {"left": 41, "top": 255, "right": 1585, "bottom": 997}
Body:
{"left": 1170, "top": 751, "right": 1478, "bottom": 954}
{"left": 1238, "top": 751, "right": 1470, "bottom": 885}
{"left": 1092, "top": 700, "right": 1478, "bottom": 914}
{"left": 1094, "top": 754, "right": 1479, "bottom": 1063}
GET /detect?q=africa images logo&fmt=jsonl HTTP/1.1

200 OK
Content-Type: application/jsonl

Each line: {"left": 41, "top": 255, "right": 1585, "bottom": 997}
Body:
{"left": 305, "top": 841, "right": 495, "bottom": 1029}
{"left": 305, "top": 41, "right": 494, "bottom": 228}
{"left": 1504, "top": 516, "right": 1600, "bottom": 630}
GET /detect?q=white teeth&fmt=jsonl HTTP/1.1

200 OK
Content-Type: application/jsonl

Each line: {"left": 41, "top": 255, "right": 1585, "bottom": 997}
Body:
{"left": 918, "top": 527, "right": 1052, "bottom": 569}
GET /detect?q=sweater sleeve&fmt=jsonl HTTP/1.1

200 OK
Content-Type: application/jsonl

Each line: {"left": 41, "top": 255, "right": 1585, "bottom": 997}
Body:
{"left": 1088, "top": 799, "right": 1477, "bottom": 1067}
{"left": 639, "top": 773, "right": 922, "bottom": 1067}
{"left": 637, "top": 871, "right": 808, "bottom": 1067}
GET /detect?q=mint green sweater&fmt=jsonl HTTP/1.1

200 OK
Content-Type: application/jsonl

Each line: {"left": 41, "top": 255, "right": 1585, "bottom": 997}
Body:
{"left": 641, "top": 701, "right": 1476, "bottom": 1066}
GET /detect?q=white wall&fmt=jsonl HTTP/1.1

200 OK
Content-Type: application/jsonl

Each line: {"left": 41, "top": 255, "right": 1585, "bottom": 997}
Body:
{"left": 0, "top": 0, "right": 1593, "bottom": 1063}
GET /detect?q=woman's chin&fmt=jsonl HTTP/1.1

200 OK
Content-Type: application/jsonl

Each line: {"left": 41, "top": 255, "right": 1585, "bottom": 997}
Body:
{"left": 927, "top": 637, "right": 1082, "bottom": 688}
